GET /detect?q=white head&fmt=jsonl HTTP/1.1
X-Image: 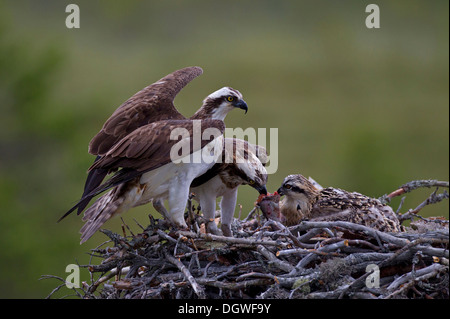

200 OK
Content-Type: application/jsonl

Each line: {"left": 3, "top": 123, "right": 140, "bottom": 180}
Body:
{"left": 195, "top": 87, "right": 248, "bottom": 121}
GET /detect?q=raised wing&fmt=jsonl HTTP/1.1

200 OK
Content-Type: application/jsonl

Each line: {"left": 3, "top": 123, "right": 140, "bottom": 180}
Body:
{"left": 89, "top": 66, "right": 203, "bottom": 156}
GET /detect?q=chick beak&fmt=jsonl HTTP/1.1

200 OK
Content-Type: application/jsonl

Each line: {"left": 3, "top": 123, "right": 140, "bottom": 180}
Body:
{"left": 277, "top": 187, "right": 284, "bottom": 196}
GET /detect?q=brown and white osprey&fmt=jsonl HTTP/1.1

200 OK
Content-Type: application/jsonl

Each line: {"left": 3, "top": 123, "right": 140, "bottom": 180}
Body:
{"left": 113, "top": 138, "right": 268, "bottom": 238}
{"left": 79, "top": 138, "right": 267, "bottom": 242}
{"left": 276, "top": 174, "right": 402, "bottom": 232}
{"left": 189, "top": 138, "right": 268, "bottom": 237}
{"left": 77, "top": 119, "right": 225, "bottom": 243}
{"left": 59, "top": 67, "right": 249, "bottom": 243}
{"left": 75, "top": 66, "right": 247, "bottom": 215}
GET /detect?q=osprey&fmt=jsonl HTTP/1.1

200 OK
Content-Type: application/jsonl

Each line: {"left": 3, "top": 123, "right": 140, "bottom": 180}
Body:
{"left": 188, "top": 138, "right": 268, "bottom": 237}
{"left": 276, "top": 174, "right": 401, "bottom": 232}
{"left": 76, "top": 66, "right": 248, "bottom": 214}
{"left": 60, "top": 68, "right": 249, "bottom": 243}
{"left": 78, "top": 119, "right": 225, "bottom": 243}
{"left": 79, "top": 138, "right": 267, "bottom": 242}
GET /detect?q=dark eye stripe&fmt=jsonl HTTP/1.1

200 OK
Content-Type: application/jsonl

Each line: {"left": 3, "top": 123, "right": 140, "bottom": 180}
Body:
{"left": 293, "top": 186, "right": 305, "bottom": 194}
{"left": 285, "top": 185, "right": 304, "bottom": 194}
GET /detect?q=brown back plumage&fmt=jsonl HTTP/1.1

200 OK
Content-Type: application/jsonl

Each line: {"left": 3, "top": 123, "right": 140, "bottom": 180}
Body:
{"left": 278, "top": 174, "right": 401, "bottom": 232}
{"left": 311, "top": 187, "right": 402, "bottom": 232}
{"left": 89, "top": 119, "right": 225, "bottom": 173}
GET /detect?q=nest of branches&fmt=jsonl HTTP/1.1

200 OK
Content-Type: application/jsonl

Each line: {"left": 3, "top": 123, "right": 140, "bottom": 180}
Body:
{"left": 46, "top": 180, "right": 449, "bottom": 299}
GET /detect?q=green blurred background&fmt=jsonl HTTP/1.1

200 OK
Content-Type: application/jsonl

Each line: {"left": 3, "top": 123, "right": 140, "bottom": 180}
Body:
{"left": 0, "top": 0, "right": 448, "bottom": 298}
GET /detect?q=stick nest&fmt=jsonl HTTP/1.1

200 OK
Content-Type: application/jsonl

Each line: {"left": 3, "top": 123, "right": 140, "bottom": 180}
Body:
{"left": 44, "top": 180, "right": 449, "bottom": 299}
{"left": 67, "top": 212, "right": 449, "bottom": 299}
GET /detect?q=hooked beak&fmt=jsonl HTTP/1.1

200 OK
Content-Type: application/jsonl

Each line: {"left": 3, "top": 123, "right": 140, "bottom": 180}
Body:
{"left": 253, "top": 184, "right": 268, "bottom": 195}
{"left": 233, "top": 99, "right": 248, "bottom": 114}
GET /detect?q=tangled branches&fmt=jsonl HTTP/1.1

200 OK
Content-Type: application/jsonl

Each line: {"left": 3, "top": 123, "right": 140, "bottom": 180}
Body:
{"left": 48, "top": 214, "right": 448, "bottom": 299}
{"left": 44, "top": 180, "right": 449, "bottom": 299}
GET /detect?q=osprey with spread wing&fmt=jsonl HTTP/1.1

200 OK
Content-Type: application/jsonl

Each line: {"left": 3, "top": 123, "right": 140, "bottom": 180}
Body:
{"left": 59, "top": 67, "right": 249, "bottom": 243}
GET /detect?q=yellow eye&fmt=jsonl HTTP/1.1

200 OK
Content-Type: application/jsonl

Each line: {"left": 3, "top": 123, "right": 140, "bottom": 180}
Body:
{"left": 285, "top": 185, "right": 291, "bottom": 189}
{"left": 249, "top": 180, "right": 255, "bottom": 185}
{"left": 227, "top": 96, "right": 234, "bottom": 102}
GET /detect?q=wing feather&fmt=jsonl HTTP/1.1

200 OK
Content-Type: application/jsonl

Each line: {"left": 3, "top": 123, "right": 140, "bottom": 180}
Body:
{"left": 59, "top": 119, "right": 224, "bottom": 222}
{"left": 67, "top": 67, "right": 206, "bottom": 219}
{"left": 90, "top": 119, "right": 225, "bottom": 172}
{"left": 89, "top": 66, "right": 203, "bottom": 155}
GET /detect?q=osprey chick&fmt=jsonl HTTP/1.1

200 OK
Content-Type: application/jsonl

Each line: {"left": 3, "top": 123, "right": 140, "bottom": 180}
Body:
{"left": 276, "top": 174, "right": 401, "bottom": 232}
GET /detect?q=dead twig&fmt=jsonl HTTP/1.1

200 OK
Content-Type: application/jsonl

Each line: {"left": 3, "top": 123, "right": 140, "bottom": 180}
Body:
{"left": 165, "top": 251, "right": 206, "bottom": 299}
{"left": 385, "top": 263, "right": 449, "bottom": 298}
{"left": 39, "top": 275, "right": 85, "bottom": 299}
{"left": 399, "top": 189, "right": 450, "bottom": 223}
{"left": 383, "top": 180, "right": 449, "bottom": 201}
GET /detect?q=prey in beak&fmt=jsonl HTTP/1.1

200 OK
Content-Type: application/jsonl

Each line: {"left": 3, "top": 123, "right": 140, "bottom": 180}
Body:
{"left": 256, "top": 191, "right": 282, "bottom": 222}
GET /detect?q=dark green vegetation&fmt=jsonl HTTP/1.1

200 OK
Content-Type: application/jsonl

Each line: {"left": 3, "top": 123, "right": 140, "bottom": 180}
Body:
{"left": 0, "top": 1, "right": 448, "bottom": 297}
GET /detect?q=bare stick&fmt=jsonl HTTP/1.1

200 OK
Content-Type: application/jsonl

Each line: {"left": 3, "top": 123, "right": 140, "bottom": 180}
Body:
{"left": 379, "top": 179, "right": 449, "bottom": 204}
{"left": 399, "top": 189, "right": 450, "bottom": 222}
{"left": 165, "top": 252, "right": 206, "bottom": 299}
{"left": 290, "top": 240, "right": 349, "bottom": 273}
{"left": 39, "top": 275, "right": 85, "bottom": 299}
{"left": 120, "top": 217, "right": 135, "bottom": 237}
{"left": 257, "top": 245, "right": 295, "bottom": 272}
{"left": 385, "top": 263, "right": 448, "bottom": 298}
{"left": 178, "top": 230, "right": 287, "bottom": 248}
{"left": 291, "top": 221, "right": 409, "bottom": 247}
{"left": 389, "top": 180, "right": 448, "bottom": 197}
{"left": 195, "top": 277, "right": 273, "bottom": 291}
{"left": 243, "top": 206, "right": 258, "bottom": 222}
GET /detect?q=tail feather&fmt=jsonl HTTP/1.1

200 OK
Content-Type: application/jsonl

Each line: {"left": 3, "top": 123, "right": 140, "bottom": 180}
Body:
{"left": 77, "top": 155, "right": 108, "bottom": 215}
{"left": 79, "top": 189, "right": 124, "bottom": 244}
{"left": 77, "top": 167, "right": 108, "bottom": 214}
{"left": 58, "top": 168, "right": 141, "bottom": 222}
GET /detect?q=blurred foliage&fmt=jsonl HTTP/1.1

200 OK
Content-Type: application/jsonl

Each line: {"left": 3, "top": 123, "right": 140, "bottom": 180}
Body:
{"left": 0, "top": 0, "right": 448, "bottom": 298}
